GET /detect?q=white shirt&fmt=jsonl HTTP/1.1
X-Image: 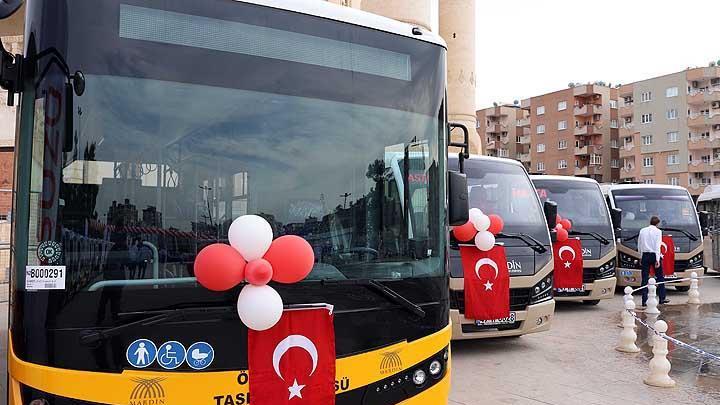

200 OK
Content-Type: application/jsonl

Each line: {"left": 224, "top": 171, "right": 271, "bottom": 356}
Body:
{"left": 638, "top": 225, "right": 662, "bottom": 258}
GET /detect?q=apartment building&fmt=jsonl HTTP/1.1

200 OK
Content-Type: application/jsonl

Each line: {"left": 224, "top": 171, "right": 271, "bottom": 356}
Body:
{"left": 618, "top": 66, "right": 720, "bottom": 197}
{"left": 477, "top": 104, "right": 531, "bottom": 170}
{"left": 521, "top": 84, "right": 620, "bottom": 182}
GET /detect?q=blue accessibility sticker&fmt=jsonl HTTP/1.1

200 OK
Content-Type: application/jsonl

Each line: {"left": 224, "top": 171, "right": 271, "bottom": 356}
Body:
{"left": 157, "top": 340, "right": 186, "bottom": 370}
{"left": 126, "top": 339, "right": 157, "bottom": 368}
{"left": 186, "top": 342, "right": 215, "bottom": 370}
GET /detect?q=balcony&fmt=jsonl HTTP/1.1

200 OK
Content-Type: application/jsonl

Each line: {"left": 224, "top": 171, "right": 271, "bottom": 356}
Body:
{"left": 517, "top": 153, "right": 531, "bottom": 162}
{"left": 519, "top": 135, "right": 531, "bottom": 144}
{"left": 688, "top": 112, "right": 720, "bottom": 127}
{"left": 516, "top": 117, "right": 530, "bottom": 127}
{"left": 687, "top": 87, "right": 720, "bottom": 105}
{"left": 687, "top": 66, "right": 720, "bottom": 82}
{"left": 574, "top": 104, "right": 602, "bottom": 117}
{"left": 573, "top": 84, "right": 600, "bottom": 97}
{"left": 688, "top": 135, "right": 720, "bottom": 150}
{"left": 500, "top": 135, "right": 510, "bottom": 144}
{"left": 574, "top": 145, "right": 588, "bottom": 156}
{"left": 689, "top": 159, "right": 720, "bottom": 173}
{"left": 485, "top": 140, "right": 496, "bottom": 150}
{"left": 619, "top": 104, "right": 633, "bottom": 117}
{"left": 574, "top": 124, "right": 600, "bottom": 136}
{"left": 574, "top": 145, "right": 600, "bottom": 156}
{"left": 485, "top": 123, "right": 505, "bottom": 134}
{"left": 619, "top": 143, "right": 635, "bottom": 158}
{"left": 619, "top": 123, "right": 636, "bottom": 137}
{"left": 619, "top": 84, "right": 633, "bottom": 97}
{"left": 620, "top": 163, "right": 638, "bottom": 179}
{"left": 574, "top": 166, "right": 588, "bottom": 175}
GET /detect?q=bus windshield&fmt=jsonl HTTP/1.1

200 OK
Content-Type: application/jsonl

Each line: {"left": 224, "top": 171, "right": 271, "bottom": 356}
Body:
{"left": 22, "top": 1, "right": 446, "bottom": 296}
{"left": 612, "top": 188, "right": 701, "bottom": 251}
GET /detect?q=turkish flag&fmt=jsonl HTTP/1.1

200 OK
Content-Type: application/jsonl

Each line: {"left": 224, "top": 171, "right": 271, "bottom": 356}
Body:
{"left": 553, "top": 238, "right": 583, "bottom": 290}
{"left": 459, "top": 245, "right": 510, "bottom": 321}
{"left": 248, "top": 307, "right": 336, "bottom": 405}
{"left": 652, "top": 235, "right": 675, "bottom": 276}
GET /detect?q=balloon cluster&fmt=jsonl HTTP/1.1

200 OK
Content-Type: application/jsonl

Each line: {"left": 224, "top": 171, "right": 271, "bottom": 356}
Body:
{"left": 554, "top": 214, "right": 572, "bottom": 242}
{"left": 193, "top": 215, "right": 314, "bottom": 331}
{"left": 452, "top": 208, "right": 504, "bottom": 251}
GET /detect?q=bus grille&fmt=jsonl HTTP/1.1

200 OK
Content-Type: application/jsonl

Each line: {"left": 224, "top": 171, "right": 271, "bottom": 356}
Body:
{"left": 450, "top": 288, "right": 531, "bottom": 313}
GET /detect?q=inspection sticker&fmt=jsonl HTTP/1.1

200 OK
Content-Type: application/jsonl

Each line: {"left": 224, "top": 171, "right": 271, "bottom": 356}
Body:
{"left": 25, "top": 266, "right": 66, "bottom": 290}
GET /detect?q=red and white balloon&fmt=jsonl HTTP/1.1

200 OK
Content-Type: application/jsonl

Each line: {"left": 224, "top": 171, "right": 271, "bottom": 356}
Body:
{"left": 555, "top": 214, "right": 571, "bottom": 242}
{"left": 452, "top": 209, "right": 504, "bottom": 252}
{"left": 194, "top": 215, "right": 315, "bottom": 331}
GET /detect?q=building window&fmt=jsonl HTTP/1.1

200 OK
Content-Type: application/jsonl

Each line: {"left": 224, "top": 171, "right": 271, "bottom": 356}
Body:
{"left": 667, "top": 154, "right": 679, "bottom": 165}
{"left": 537, "top": 143, "right": 546, "bottom": 153}
{"left": 610, "top": 119, "right": 618, "bottom": 128}
{"left": 643, "top": 179, "right": 655, "bottom": 184}
{"left": 558, "top": 120, "right": 567, "bottom": 130}
{"left": 623, "top": 96, "right": 634, "bottom": 106}
{"left": 666, "top": 109, "right": 678, "bottom": 120}
{"left": 641, "top": 113, "right": 653, "bottom": 124}
{"left": 558, "top": 160, "right": 567, "bottom": 169}
{"left": 537, "top": 162, "right": 545, "bottom": 172}
{"left": 611, "top": 139, "right": 619, "bottom": 148}
{"left": 641, "top": 135, "right": 653, "bottom": 145}
{"left": 667, "top": 131, "right": 678, "bottom": 143}
{"left": 590, "top": 154, "right": 602, "bottom": 165}
{"left": 666, "top": 87, "right": 678, "bottom": 98}
{"left": 611, "top": 159, "right": 620, "bottom": 168}
{"left": 609, "top": 99, "right": 618, "bottom": 109}
{"left": 516, "top": 136, "right": 522, "bottom": 143}
{"left": 643, "top": 156, "right": 654, "bottom": 167}
{"left": 669, "top": 177, "right": 679, "bottom": 186}
{"left": 476, "top": 120, "right": 481, "bottom": 128}
{"left": 537, "top": 106, "right": 545, "bottom": 115}
{"left": 499, "top": 149, "right": 509, "bottom": 158}
{"left": 641, "top": 91, "right": 652, "bottom": 102}
{"left": 558, "top": 140, "right": 567, "bottom": 149}
{"left": 557, "top": 101, "right": 567, "bottom": 111}
{"left": 536, "top": 124, "right": 545, "bottom": 134}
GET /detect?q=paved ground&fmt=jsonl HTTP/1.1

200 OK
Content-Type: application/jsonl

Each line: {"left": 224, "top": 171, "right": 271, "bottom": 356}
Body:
{"left": 450, "top": 278, "right": 720, "bottom": 405}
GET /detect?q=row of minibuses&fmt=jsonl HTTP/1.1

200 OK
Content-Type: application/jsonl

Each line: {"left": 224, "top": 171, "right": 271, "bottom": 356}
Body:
{"left": 448, "top": 155, "right": 708, "bottom": 341}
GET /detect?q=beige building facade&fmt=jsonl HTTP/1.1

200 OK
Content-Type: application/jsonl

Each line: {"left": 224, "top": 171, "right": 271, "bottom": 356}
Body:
{"left": 477, "top": 104, "right": 530, "bottom": 171}
{"left": 515, "top": 85, "right": 620, "bottom": 182}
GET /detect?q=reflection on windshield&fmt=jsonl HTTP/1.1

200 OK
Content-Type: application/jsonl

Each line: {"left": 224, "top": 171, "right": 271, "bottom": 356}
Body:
{"left": 612, "top": 188, "right": 700, "bottom": 235}
{"left": 534, "top": 180, "right": 611, "bottom": 237}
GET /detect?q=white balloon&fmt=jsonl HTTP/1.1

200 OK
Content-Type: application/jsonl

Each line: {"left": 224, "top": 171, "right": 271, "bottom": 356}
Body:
{"left": 474, "top": 231, "right": 495, "bottom": 251}
{"left": 468, "top": 208, "right": 484, "bottom": 225}
{"left": 237, "top": 284, "right": 284, "bottom": 331}
{"left": 472, "top": 214, "right": 491, "bottom": 232}
{"left": 228, "top": 215, "right": 273, "bottom": 261}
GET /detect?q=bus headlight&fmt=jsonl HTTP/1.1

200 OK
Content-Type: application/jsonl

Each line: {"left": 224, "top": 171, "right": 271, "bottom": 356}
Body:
{"left": 688, "top": 253, "right": 703, "bottom": 268}
{"left": 413, "top": 369, "right": 427, "bottom": 385}
{"left": 530, "top": 274, "right": 553, "bottom": 304}
{"left": 619, "top": 253, "right": 640, "bottom": 269}
{"left": 429, "top": 360, "right": 442, "bottom": 376}
{"left": 597, "top": 260, "right": 616, "bottom": 279}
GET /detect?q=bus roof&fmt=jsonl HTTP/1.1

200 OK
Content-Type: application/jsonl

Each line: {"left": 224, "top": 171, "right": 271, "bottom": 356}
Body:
{"left": 698, "top": 184, "right": 720, "bottom": 202}
{"left": 449, "top": 154, "right": 528, "bottom": 169}
{"left": 238, "top": 0, "right": 447, "bottom": 47}
{"left": 529, "top": 175, "right": 600, "bottom": 185}
{"left": 599, "top": 183, "right": 690, "bottom": 195}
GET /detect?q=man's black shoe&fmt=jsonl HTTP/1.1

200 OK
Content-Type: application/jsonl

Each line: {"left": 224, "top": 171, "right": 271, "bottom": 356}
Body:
{"left": 660, "top": 299, "right": 670, "bottom": 304}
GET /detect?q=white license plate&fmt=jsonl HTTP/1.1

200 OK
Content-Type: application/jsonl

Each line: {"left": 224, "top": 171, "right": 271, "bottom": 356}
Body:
{"left": 621, "top": 270, "right": 633, "bottom": 276}
{"left": 475, "top": 312, "right": 516, "bottom": 326}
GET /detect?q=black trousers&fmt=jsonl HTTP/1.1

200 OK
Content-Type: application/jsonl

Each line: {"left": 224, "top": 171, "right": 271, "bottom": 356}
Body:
{"left": 641, "top": 252, "right": 666, "bottom": 305}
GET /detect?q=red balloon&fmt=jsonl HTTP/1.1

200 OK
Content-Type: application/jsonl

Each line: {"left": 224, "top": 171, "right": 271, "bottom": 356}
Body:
{"left": 555, "top": 214, "right": 562, "bottom": 225}
{"left": 487, "top": 214, "right": 504, "bottom": 235}
{"left": 453, "top": 221, "right": 477, "bottom": 242}
{"left": 557, "top": 228, "right": 569, "bottom": 242}
{"left": 194, "top": 243, "right": 246, "bottom": 291}
{"left": 265, "top": 235, "right": 315, "bottom": 283}
{"left": 245, "top": 258, "right": 273, "bottom": 285}
{"left": 560, "top": 218, "right": 572, "bottom": 231}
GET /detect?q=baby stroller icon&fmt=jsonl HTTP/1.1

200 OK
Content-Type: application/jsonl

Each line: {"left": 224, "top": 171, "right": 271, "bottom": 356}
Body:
{"left": 191, "top": 348, "right": 209, "bottom": 367}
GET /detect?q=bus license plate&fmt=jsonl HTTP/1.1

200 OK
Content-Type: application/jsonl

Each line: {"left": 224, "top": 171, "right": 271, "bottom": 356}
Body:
{"left": 475, "top": 312, "right": 516, "bottom": 326}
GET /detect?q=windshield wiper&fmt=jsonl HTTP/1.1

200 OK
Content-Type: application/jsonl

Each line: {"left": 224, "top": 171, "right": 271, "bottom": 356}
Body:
{"left": 320, "top": 279, "right": 425, "bottom": 318}
{"left": 623, "top": 232, "right": 639, "bottom": 242}
{"left": 569, "top": 230, "right": 610, "bottom": 245}
{"left": 660, "top": 227, "right": 699, "bottom": 242}
{"left": 496, "top": 232, "right": 547, "bottom": 253}
{"left": 80, "top": 306, "right": 234, "bottom": 345}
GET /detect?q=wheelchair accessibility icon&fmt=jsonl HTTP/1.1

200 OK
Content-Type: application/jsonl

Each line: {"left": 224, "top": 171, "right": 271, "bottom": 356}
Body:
{"left": 157, "top": 341, "right": 186, "bottom": 370}
{"left": 187, "top": 342, "right": 214, "bottom": 370}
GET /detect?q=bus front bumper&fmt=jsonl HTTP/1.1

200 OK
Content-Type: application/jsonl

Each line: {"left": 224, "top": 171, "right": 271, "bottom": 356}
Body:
{"left": 616, "top": 267, "right": 704, "bottom": 287}
{"left": 450, "top": 299, "right": 555, "bottom": 340}
{"left": 554, "top": 277, "right": 616, "bottom": 302}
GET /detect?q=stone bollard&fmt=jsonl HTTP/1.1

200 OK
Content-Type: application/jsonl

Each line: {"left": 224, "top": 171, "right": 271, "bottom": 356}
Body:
{"left": 688, "top": 272, "right": 701, "bottom": 305}
{"left": 645, "top": 278, "right": 660, "bottom": 315}
{"left": 616, "top": 299, "right": 640, "bottom": 353}
{"left": 618, "top": 286, "right": 636, "bottom": 328}
{"left": 644, "top": 320, "right": 676, "bottom": 388}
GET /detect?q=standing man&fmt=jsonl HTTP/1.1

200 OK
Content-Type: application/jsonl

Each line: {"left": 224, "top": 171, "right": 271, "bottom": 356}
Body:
{"left": 637, "top": 216, "right": 669, "bottom": 307}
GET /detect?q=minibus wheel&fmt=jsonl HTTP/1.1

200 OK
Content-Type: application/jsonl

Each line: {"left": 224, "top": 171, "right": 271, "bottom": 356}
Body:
{"left": 674, "top": 286, "right": 690, "bottom": 292}
{"left": 582, "top": 300, "right": 600, "bottom": 306}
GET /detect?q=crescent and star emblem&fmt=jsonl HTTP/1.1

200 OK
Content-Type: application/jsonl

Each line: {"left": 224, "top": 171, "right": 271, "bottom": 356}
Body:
{"left": 475, "top": 258, "right": 499, "bottom": 291}
{"left": 558, "top": 245, "right": 576, "bottom": 269}
{"left": 660, "top": 241, "right": 667, "bottom": 254}
{"left": 272, "top": 335, "right": 319, "bottom": 400}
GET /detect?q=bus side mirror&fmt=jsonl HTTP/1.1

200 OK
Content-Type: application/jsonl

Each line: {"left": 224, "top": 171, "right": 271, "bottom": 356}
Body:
{"left": 699, "top": 211, "right": 709, "bottom": 236}
{"left": 448, "top": 170, "right": 468, "bottom": 226}
{"left": 610, "top": 208, "right": 622, "bottom": 232}
{"left": 544, "top": 201, "right": 557, "bottom": 230}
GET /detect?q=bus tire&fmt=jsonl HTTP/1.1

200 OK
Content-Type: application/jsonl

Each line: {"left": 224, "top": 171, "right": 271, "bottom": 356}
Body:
{"left": 674, "top": 286, "right": 690, "bottom": 292}
{"left": 582, "top": 300, "right": 600, "bottom": 306}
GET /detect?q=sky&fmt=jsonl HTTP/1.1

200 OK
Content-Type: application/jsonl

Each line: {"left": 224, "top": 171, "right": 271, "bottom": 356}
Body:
{"left": 474, "top": 0, "right": 720, "bottom": 108}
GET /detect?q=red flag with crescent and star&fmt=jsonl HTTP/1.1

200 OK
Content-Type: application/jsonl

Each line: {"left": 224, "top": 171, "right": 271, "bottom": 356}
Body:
{"left": 552, "top": 238, "right": 583, "bottom": 290}
{"left": 248, "top": 306, "right": 336, "bottom": 405}
{"left": 652, "top": 235, "right": 675, "bottom": 277}
{"left": 459, "top": 245, "right": 510, "bottom": 321}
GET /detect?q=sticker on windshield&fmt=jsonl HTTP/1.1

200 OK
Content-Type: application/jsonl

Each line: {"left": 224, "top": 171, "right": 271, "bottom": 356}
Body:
{"left": 37, "top": 241, "right": 62, "bottom": 265}
{"left": 186, "top": 342, "right": 214, "bottom": 370}
{"left": 25, "top": 266, "right": 66, "bottom": 290}
{"left": 126, "top": 339, "right": 158, "bottom": 368}
{"left": 157, "top": 341, "right": 186, "bottom": 370}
